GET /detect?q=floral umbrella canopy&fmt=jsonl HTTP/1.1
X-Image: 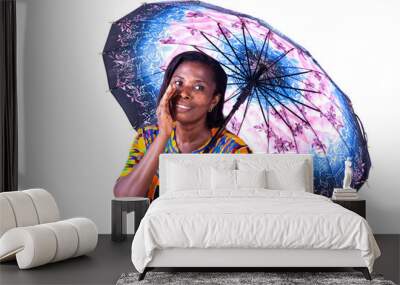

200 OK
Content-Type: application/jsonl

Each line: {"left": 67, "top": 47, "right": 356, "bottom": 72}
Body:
{"left": 103, "top": 1, "right": 370, "bottom": 197}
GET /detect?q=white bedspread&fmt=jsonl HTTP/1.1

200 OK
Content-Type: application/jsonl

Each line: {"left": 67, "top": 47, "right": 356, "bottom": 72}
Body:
{"left": 131, "top": 190, "right": 380, "bottom": 273}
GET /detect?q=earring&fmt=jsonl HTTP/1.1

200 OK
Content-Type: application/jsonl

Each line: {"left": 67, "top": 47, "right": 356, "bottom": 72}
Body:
{"left": 208, "top": 106, "right": 214, "bottom": 112}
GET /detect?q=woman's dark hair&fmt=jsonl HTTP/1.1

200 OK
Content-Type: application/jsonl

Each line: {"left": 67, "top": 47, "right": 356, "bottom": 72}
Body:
{"left": 157, "top": 51, "right": 227, "bottom": 129}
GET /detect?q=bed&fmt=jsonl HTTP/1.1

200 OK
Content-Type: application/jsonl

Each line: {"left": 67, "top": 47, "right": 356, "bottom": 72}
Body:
{"left": 131, "top": 154, "right": 381, "bottom": 280}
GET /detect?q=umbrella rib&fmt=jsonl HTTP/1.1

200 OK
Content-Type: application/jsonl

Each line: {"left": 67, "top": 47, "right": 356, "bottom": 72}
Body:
{"left": 280, "top": 106, "right": 300, "bottom": 153}
{"left": 260, "top": 87, "right": 335, "bottom": 175}
{"left": 290, "top": 100, "right": 337, "bottom": 186}
{"left": 203, "top": 14, "right": 247, "bottom": 47}
{"left": 225, "top": 83, "right": 247, "bottom": 103}
{"left": 258, "top": 88, "right": 301, "bottom": 153}
{"left": 257, "top": 92, "right": 294, "bottom": 137}
{"left": 216, "top": 23, "right": 250, "bottom": 78}
{"left": 278, "top": 85, "right": 352, "bottom": 155}
{"left": 227, "top": 74, "right": 247, "bottom": 81}
{"left": 237, "top": 92, "right": 253, "bottom": 135}
{"left": 262, "top": 82, "right": 321, "bottom": 94}
{"left": 264, "top": 70, "right": 312, "bottom": 81}
{"left": 273, "top": 81, "right": 352, "bottom": 153}
{"left": 258, "top": 86, "right": 311, "bottom": 125}
{"left": 279, "top": 65, "right": 324, "bottom": 73}
{"left": 261, "top": 74, "right": 327, "bottom": 110}
{"left": 193, "top": 45, "right": 245, "bottom": 79}
{"left": 241, "top": 19, "right": 258, "bottom": 51}
{"left": 254, "top": 88, "right": 271, "bottom": 153}
{"left": 265, "top": 48, "right": 296, "bottom": 74}
{"left": 283, "top": 73, "right": 345, "bottom": 111}
{"left": 197, "top": 33, "right": 247, "bottom": 78}
{"left": 241, "top": 23, "right": 253, "bottom": 76}
{"left": 199, "top": 30, "right": 245, "bottom": 61}
{"left": 262, "top": 30, "right": 272, "bottom": 65}
{"left": 258, "top": 82, "right": 321, "bottom": 112}
{"left": 169, "top": 41, "right": 237, "bottom": 59}
{"left": 252, "top": 30, "right": 271, "bottom": 79}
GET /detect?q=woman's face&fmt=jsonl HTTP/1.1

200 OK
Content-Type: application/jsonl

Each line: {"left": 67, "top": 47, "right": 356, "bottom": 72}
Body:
{"left": 169, "top": 61, "right": 220, "bottom": 126}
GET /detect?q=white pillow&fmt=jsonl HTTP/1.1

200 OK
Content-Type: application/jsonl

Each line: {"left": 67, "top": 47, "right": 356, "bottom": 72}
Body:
{"left": 236, "top": 169, "right": 267, "bottom": 189}
{"left": 166, "top": 158, "right": 235, "bottom": 192}
{"left": 167, "top": 162, "right": 210, "bottom": 191}
{"left": 272, "top": 161, "right": 308, "bottom": 191}
{"left": 237, "top": 159, "right": 309, "bottom": 191}
{"left": 211, "top": 168, "right": 236, "bottom": 190}
{"left": 211, "top": 169, "right": 267, "bottom": 190}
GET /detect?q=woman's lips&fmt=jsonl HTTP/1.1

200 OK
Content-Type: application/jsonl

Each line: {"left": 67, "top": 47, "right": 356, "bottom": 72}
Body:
{"left": 175, "top": 104, "right": 192, "bottom": 112}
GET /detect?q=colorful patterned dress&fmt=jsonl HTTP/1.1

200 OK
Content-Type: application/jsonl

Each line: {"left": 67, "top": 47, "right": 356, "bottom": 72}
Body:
{"left": 119, "top": 125, "right": 251, "bottom": 201}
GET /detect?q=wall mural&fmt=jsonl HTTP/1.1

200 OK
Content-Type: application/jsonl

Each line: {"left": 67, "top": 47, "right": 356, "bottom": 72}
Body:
{"left": 103, "top": 1, "right": 370, "bottom": 197}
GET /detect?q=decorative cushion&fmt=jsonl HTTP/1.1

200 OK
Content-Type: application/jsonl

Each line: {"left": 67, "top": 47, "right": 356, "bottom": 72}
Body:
{"left": 211, "top": 168, "right": 236, "bottom": 190}
{"left": 236, "top": 169, "right": 267, "bottom": 189}
{"left": 237, "top": 159, "right": 310, "bottom": 191}
{"left": 166, "top": 158, "right": 235, "bottom": 192}
{"left": 266, "top": 162, "right": 308, "bottom": 191}
{"left": 211, "top": 169, "right": 267, "bottom": 190}
{"left": 168, "top": 162, "right": 211, "bottom": 191}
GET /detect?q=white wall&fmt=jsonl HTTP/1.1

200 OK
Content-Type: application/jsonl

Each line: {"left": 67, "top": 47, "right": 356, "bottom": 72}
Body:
{"left": 16, "top": 0, "right": 400, "bottom": 234}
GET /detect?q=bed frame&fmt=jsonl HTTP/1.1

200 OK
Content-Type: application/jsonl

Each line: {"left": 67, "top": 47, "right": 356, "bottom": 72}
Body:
{"left": 138, "top": 154, "right": 372, "bottom": 281}
{"left": 140, "top": 248, "right": 371, "bottom": 280}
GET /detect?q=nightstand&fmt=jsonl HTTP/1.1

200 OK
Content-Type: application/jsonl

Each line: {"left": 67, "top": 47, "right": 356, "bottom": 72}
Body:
{"left": 111, "top": 197, "right": 150, "bottom": 241}
{"left": 332, "top": 199, "right": 366, "bottom": 219}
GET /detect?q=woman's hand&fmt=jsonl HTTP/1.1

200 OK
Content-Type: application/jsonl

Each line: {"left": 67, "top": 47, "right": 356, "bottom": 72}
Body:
{"left": 157, "top": 84, "right": 176, "bottom": 138}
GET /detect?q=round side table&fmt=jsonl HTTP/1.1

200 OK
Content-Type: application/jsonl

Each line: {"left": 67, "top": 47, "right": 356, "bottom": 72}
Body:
{"left": 111, "top": 197, "right": 149, "bottom": 242}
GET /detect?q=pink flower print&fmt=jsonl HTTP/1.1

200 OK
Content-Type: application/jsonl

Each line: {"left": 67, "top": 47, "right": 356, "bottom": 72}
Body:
{"left": 319, "top": 81, "right": 327, "bottom": 92}
{"left": 274, "top": 137, "right": 295, "bottom": 153}
{"left": 186, "top": 11, "right": 204, "bottom": 18}
{"left": 118, "top": 18, "right": 133, "bottom": 33}
{"left": 322, "top": 105, "right": 343, "bottom": 129}
{"left": 305, "top": 81, "right": 315, "bottom": 89}
{"left": 230, "top": 116, "right": 241, "bottom": 134}
{"left": 231, "top": 20, "right": 242, "bottom": 29}
{"left": 303, "top": 92, "right": 312, "bottom": 101}
{"left": 292, "top": 122, "right": 304, "bottom": 136}
{"left": 298, "top": 49, "right": 306, "bottom": 60}
{"left": 216, "top": 25, "right": 231, "bottom": 38}
{"left": 254, "top": 123, "right": 274, "bottom": 138}
{"left": 238, "top": 17, "right": 252, "bottom": 26}
{"left": 311, "top": 138, "right": 326, "bottom": 152}
{"left": 186, "top": 26, "right": 199, "bottom": 36}
{"left": 314, "top": 72, "right": 322, "bottom": 80}
{"left": 276, "top": 42, "right": 286, "bottom": 52}
{"left": 159, "top": 36, "right": 176, "bottom": 44}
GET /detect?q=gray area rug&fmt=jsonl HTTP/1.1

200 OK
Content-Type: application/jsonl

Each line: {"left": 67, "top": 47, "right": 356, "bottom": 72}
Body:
{"left": 116, "top": 271, "right": 396, "bottom": 285}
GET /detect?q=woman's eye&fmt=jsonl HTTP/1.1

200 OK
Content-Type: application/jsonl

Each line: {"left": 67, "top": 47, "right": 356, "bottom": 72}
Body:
{"left": 174, "top": 80, "right": 183, "bottom": 87}
{"left": 194, "top": 85, "right": 204, "bottom": 91}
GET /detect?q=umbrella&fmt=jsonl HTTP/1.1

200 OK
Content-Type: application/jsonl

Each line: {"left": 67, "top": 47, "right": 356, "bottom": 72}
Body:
{"left": 103, "top": 1, "right": 370, "bottom": 197}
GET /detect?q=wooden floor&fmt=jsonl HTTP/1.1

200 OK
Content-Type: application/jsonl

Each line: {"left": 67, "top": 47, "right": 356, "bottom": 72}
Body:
{"left": 0, "top": 235, "right": 398, "bottom": 285}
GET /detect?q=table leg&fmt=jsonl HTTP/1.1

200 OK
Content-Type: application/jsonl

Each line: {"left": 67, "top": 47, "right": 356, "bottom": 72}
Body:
{"left": 112, "top": 201, "right": 127, "bottom": 241}
{"left": 132, "top": 201, "right": 150, "bottom": 235}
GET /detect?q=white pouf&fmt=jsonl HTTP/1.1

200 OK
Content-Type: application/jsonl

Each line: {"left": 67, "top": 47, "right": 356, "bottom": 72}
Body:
{"left": 0, "top": 189, "right": 98, "bottom": 269}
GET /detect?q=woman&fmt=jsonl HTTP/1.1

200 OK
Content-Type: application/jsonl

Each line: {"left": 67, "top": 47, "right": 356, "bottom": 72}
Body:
{"left": 113, "top": 51, "right": 251, "bottom": 200}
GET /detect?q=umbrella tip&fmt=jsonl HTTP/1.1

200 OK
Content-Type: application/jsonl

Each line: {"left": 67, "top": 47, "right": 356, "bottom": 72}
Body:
{"left": 141, "top": 2, "right": 147, "bottom": 6}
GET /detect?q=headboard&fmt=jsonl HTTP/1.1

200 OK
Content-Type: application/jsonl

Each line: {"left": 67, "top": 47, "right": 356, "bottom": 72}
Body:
{"left": 158, "top": 154, "right": 314, "bottom": 196}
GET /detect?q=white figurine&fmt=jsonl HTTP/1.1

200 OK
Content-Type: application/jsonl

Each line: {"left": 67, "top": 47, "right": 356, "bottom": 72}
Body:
{"left": 343, "top": 157, "right": 353, "bottom": 189}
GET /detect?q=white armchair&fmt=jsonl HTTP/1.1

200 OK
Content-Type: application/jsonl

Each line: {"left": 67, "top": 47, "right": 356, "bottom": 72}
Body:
{"left": 0, "top": 188, "right": 98, "bottom": 269}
